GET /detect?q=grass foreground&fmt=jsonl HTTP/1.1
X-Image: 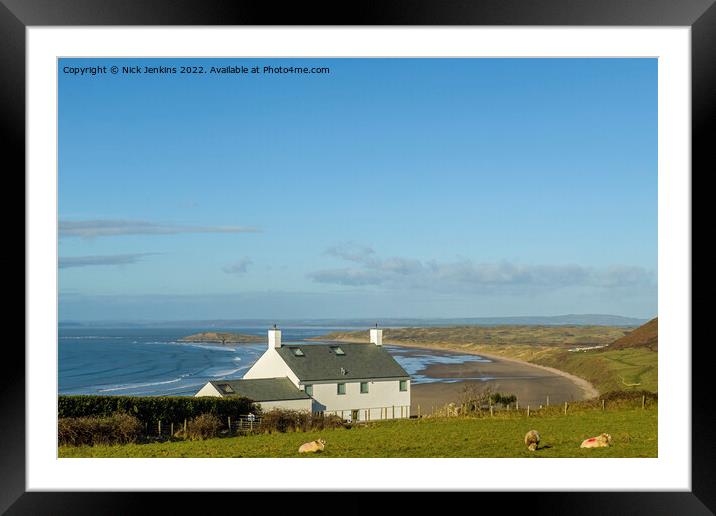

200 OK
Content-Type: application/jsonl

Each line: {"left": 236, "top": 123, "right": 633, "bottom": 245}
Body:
{"left": 60, "top": 405, "right": 657, "bottom": 458}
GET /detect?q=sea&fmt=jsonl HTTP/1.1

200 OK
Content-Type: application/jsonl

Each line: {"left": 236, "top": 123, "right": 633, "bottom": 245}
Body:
{"left": 59, "top": 327, "right": 493, "bottom": 396}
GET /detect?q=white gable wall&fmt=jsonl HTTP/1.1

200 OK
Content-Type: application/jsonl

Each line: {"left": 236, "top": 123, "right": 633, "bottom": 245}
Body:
{"left": 194, "top": 383, "right": 222, "bottom": 397}
{"left": 242, "top": 348, "right": 300, "bottom": 385}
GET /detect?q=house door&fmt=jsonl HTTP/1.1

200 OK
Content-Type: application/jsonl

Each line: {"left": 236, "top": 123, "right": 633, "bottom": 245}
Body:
{"left": 351, "top": 409, "right": 359, "bottom": 422}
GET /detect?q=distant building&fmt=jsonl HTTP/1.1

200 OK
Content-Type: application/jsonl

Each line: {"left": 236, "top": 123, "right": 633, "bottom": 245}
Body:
{"left": 195, "top": 327, "right": 411, "bottom": 421}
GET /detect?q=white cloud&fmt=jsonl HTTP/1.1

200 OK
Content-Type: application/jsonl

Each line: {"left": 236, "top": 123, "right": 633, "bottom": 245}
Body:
{"left": 60, "top": 219, "right": 258, "bottom": 238}
{"left": 309, "top": 245, "right": 656, "bottom": 293}
{"left": 59, "top": 253, "right": 157, "bottom": 269}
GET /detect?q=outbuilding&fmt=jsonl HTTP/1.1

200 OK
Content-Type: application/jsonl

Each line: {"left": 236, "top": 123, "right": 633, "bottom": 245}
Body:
{"left": 194, "top": 377, "right": 312, "bottom": 412}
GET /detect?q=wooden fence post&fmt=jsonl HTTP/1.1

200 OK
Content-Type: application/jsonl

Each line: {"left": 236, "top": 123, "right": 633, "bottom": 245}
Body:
{"left": 490, "top": 405, "right": 493, "bottom": 417}
{"left": 228, "top": 416, "right": 232, "bottom": 432}
{"left": 183, "top": 419, "right": 187, "bottom": 435}
{"left": 602, "top": 399, "right": 605, "bottom": 411}
{"left": 527, "top": 406, "right": 530, "bottom": 418}
{"left": 171, "top": 422, "right": 174, "bottom": 437}
{"left": 546, "top": 395, "right": 550, "bottom": 406}
{"left": 564, "top": 401, "right": 568, "bottom": 415}
{"left": 642, "top": 395, "right": 646, "bottom": 409}
{"left": 158, "top": 420, "right": 161, "bottom": 436}
{"left": 418, "top": 405, "right": 421, "bottom": 418}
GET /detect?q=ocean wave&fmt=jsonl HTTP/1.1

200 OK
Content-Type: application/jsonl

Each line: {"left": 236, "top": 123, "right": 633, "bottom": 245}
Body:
{"left": 165, "top": 382, "right": 205, "bottom": 392}
{"left": 97, "top": 378, "right": 183, "bottom": 392}
{"left": 179, "top": 343, "right": 238, "bottom": 352}
{"left": 208, "top": 362, "right": 253, "bottom": 378}
{"left": 60, "top": 336, "right": 124, "bottom": 340}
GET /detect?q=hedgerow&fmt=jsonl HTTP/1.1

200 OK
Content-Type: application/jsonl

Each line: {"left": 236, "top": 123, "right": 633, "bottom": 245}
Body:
{"left": 58, "top": 395, "right": 258, "bottom": 424}
{"left": 58, "top": 412, "right": 143, "bottom": 446}
{"left": 259, "top": 409, "right": 346, "bottom": 434}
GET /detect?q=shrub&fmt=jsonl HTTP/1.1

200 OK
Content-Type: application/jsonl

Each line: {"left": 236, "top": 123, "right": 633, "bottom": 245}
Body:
{"left": 260, "top": 409, "right": 306, "bottom": 433}
{"left": 58, "top": 412, "right": 143, "bottom": 446}
{"left": 310, "top": 413, "right": 345, "bottom": 431}
{"left": 58, "top": 395, "right": 258, "bottom": 425}
{"left": 490, "top": 393, "right": 517, "bottom": 406}
{"left": 186, "top": 413, "right": 222, "bottom": 440}
{"left": 259, "top": 409, "right": 346, "bottom": 434}
{"left": 458, "top": 386, "right": 516, "bottom": 412}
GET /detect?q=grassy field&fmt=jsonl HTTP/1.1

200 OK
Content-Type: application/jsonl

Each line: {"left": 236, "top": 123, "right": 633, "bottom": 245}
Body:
{"left": 59, "top": 405, "right": 657, "bottom": 458}
{"left": 316, "top": 325, "right": 657, "bottom": 395}
{"left": 534, "top": 348, "right": 657, "bottom": 393}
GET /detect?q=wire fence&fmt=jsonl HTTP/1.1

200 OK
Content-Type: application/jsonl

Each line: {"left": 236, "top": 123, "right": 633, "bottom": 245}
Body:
{"left": 323, "top": 405, "right": 412, "bottom": 422}
{"left": 146, "top": 414, "right": 262, "bottom": 439}
{"left": 419, "top": 393, "right": 656, "bottom": 419}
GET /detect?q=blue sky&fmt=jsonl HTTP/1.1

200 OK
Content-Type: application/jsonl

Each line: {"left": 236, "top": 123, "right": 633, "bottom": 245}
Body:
{"left": 58, "top": 58, "right": 657, "bottom": 321}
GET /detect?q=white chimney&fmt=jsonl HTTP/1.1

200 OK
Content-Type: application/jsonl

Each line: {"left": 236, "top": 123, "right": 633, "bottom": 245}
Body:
{"left": 369, "top": 327, "right": 383, "bottom": 346}
{"left": 268, "top": 326, "right": 282, "bottom": 349}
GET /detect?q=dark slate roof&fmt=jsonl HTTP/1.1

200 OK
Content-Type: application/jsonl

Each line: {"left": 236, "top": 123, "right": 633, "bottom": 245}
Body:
{"left": 276, "top": 343, "right": 409, "bottom": 382}
{"left": 209, "top": 377, "right": 310, "bottom": 401}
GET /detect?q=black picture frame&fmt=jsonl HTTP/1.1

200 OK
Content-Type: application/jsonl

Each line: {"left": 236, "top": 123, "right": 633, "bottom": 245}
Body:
{"left": 6, "top": 1, "right": 707, "bottom": 513}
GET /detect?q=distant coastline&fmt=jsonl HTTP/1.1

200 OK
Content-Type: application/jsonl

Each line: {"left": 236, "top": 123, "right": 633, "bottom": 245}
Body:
{"left": 58, "top": 314, "right": 649, "bottom": 329}
{"left": 178, "top": 332, "right": 264, "bottom": 345}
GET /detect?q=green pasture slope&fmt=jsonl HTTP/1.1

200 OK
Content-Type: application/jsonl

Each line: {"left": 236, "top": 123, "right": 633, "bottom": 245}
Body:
{"left": 535, "top": 348, "right": 657, "bottom": 394}
{"left": 60, "top": 405, "right": 657, "bottom": 458}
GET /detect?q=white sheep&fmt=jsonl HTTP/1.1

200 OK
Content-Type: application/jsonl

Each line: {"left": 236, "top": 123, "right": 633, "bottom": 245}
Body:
{"left": 298, "top": 438, "right": 326, "bottom": 454}
{"left": 580, "top": 433, "right": 612, "bottom": 448}
{"left": 524, "top": 430, "right": 540, "bottom": 451}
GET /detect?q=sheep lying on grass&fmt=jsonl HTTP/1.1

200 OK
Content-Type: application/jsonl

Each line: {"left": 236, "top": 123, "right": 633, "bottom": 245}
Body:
{"left": 580, "top": 433, "right": 612, "bottom": 448}
{"left": 298, "top": 439, "right": 326, "bottom": 454}
{"left": 524, "top": 430, "right": 540, "bottom": 451}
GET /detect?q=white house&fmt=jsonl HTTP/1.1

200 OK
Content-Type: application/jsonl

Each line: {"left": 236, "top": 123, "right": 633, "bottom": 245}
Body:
{"left": 195, "top": 327, "right": 411, "bottom": 421}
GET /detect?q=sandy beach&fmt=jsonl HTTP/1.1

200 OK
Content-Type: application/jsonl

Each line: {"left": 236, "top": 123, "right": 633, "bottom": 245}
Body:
{"left": 399, "top": 347, "right": 598, "bottom": 414}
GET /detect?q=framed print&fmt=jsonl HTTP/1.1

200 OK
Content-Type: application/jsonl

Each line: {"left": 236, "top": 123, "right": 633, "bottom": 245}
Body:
{"left": 7, "top": 0, "right": 709, "bottom": 513}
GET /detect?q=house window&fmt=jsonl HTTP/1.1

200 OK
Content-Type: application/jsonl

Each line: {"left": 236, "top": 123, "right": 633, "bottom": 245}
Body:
{"left": 399, "top": 380, "right": 408, "bottom": 392}
{"left": 305, "top": 384, "right": 313, "bottom": 396}
{"left": 360, "top": 382, "right": 369, "bottom": 394}
{"left": 337, "top": 383, "right": 346, "bottom": 395}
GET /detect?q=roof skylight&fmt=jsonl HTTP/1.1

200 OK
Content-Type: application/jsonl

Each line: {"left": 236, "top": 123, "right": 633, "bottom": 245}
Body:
{"left": 218, "top": 383, "right": 234, "bottom": 394}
